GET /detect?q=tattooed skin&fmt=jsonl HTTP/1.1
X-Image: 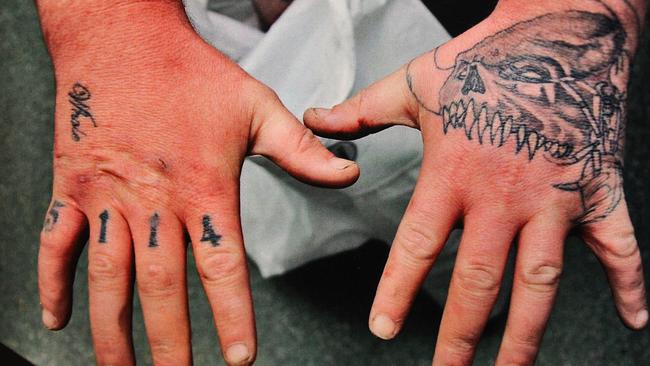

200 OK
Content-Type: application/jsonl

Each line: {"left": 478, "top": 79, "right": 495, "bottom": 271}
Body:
{"left": 408, "top": 10, "right": 632, "bottom": 224}
{"left": 200, "top": 215, "right": 222, "bottom": 247}
{"left": 99, "top": 210, "right": 109, "bottom": 244}
{"left": 68, "top": 83, "right": 96, "bottom": 141}
{"left": 43, "top": 200, "right": 65, "bottom": 232}
{"left": 149, "top": 213, "right": 160, "bottom": 248}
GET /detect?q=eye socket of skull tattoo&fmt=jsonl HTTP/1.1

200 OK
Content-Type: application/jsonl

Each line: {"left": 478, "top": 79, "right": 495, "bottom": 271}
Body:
{"left": 408, "top": 10, "right": 631, "bottom": 224}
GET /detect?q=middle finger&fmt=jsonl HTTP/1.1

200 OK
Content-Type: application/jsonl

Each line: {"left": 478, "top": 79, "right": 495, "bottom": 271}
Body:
{"left": 433, "top": 210, "right": 517, "bottom": 365}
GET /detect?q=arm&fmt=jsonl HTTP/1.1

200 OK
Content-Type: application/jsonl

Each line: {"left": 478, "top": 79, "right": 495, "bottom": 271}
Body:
{"left": 36, "top": 1, "right": 358, "bottom": 365}
{"left": 305, "top": 0, "right": 647, "bottom": 364}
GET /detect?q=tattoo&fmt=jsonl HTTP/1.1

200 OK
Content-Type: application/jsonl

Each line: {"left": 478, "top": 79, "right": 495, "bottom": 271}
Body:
{"left": 43, "top": 200, "right": 65, "bottom": 232}
{"left": 200, "top": 215, "right": 222, "bottom": 247}
{"left": 408, "top": 10, "right": 633, "bottom": 224}
{"left": 99, "top": 210, "right": 109, "bottom": 244}
{"left": 148, "top": 213, "right": 160, "bottom": 248}
{"left": 68, "top": 83, "right": 97, "bottom": 141}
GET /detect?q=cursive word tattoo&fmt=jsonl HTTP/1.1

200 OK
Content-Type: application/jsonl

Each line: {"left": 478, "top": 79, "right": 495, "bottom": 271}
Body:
{"left": 68, "top": 83, "right": 97, "bottom": 141}
{"left": 99, "top": 210, "right": 109, "bottom": 244}
{"left": 148, "top": 213, "right": 160, "bottom": 248}
{"left": 43, "top": 200, "right": 65, "bottom": 232}
{"left": 408, "top": 7, "right": 635, "bottom": 224}
{"left": 200, "top": 215, "right": 222, "bottom": 247}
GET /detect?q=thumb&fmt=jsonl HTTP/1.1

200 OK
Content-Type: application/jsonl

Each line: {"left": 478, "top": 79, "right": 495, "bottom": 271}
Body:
{"left": 250, "top": 89, "right": 360, "bottom": 188}
{"left": 303, "top": 65, "right": 418, "bottom": 140}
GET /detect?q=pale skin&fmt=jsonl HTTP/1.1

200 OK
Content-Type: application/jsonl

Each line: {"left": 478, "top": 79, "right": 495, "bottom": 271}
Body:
{"left": 36, "top": 1, "right": 358, "bottom": 365}
{"left": 37, "top": 0, "right": 647, "bottom": 366}
{"left": 305, "top": 0, "right": 648, "bottom": 364}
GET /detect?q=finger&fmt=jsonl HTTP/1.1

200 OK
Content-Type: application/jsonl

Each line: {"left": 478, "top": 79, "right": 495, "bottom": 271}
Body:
{"left": 368, "top": 168, "right": 460, "bottom": 340}
{"left": 496, "top": 215, "right": 568, "bottom": 365}
{"left": 433, "top": 213, "right": 517, "bottom": 366}
{"left": 251, "top": 91, "right": 359, "bottom": 188}
{"left": 87, "top": 207, "right": 135, "bottom": 365}
{"left": 303, "top": 64, "right": 418, "bottom": 140}
{"left": 185, "top": 189, "right": 256, "bottom": 366}
{"left": 130, "top": 209, "right": 191, "bottom": 365}
{"left": 582, "top": 202, "right": 648, "bottom": 330}
{"left": 38, "top": 198, "right": 88, "bottom": 330}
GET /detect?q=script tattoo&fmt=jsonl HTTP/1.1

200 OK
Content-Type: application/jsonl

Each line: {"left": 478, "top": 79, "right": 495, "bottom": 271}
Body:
{"left": 148, "top": 213, "right": 160, "bottom": 248}
{"left": 43, "top": 200, "right": 65, "bottom": 232}
{"left": 99, "top": 210, "right": 109, "bottom": 244}
{"left": 200, "top": 215, "right": 222, "bottom": 247}
{"left": 408, "top": 10, "right": 632, "bottom": 224}
{"left": 68, "top": 83, "right": 97, "bottom": 141}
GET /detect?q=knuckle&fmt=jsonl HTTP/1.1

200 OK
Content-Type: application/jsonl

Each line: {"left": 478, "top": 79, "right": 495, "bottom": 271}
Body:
{"left": 445, "top": 331, "right": 478, "bottom": 355}
{"left": 89, "top": 253, "right": 124, "bottom": 285}
{"left": 137, "top": 263, "right": 180, "bottom": 298}
{"left": 39, "top": 233, "right": 61, "bottom": 253}
{"left": 355, "top": 89, "right": 369, "bottom": 125}
{"left": 148, "top": 338, "right": 179, "bottom": 365}
{"left": 197, "top": 248, "right": 244, "bottom": 286}
{"left": 397, "top": 221, "right": 438, "bottom": 263}
{"left": 456, "top": 262, "right": 501, "bottom": 296}
{"left": 294, "top": 127, "right": 320, "bottom": 155}
{"left": 94, "top": 342, "right": 129, "bottom": 365}
{"left": 623, "top": 263, "right": 645, "bottom": 290}
{"left": 519, "top": 263, "right": 562, "bottom": 294}
{"left": 603, "top": 235, "right": 640, "bottom": 262}
{"left": 507, "top": 331, "right": 539, "bottom": 352}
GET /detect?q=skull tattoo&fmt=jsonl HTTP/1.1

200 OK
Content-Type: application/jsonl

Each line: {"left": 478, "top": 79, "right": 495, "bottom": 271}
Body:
{"left": 435, "top": 11, "right": 629, "bottom": 224}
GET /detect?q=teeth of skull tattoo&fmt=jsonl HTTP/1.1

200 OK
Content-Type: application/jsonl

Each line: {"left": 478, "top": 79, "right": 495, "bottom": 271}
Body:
{"left": 409, "top": 10, "right": 633, "bottom": 224}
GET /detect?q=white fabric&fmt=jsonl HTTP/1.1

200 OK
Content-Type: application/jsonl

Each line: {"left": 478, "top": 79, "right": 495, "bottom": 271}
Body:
{"left": 183, "top": 0, "right": 452, "bottom": 277}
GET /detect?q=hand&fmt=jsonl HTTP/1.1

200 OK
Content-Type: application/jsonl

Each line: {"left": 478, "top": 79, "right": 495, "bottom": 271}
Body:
{"left": 304, "top": 1, "right": 647, "bottom": 364}
{"left": 37, "top": 1, "right": 358, "bottom": 365}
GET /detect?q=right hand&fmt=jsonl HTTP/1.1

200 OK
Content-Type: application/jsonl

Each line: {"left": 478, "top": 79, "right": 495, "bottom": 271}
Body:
{"left": 37, "top": 1, "right": 359, "bottom": 365}
{"left": 304, "top": 1, "right": 647, "bottom": 364}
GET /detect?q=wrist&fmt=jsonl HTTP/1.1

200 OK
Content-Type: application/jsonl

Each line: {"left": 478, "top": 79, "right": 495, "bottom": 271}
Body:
{"left": 37, "top": 0, "right": 194, "bottom": 67}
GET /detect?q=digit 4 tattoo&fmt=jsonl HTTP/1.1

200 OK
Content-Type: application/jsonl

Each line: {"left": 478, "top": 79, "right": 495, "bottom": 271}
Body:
{"left": 408, "top": 8, "right": 634, "bottom": 224}
{"left": 200, "top": 215, "right": 222, "bottom": 247}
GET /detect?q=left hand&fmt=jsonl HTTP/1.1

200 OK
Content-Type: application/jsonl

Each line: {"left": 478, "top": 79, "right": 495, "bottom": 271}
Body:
{"left": 304, "top": 1, "right": 648, "bottom": 364}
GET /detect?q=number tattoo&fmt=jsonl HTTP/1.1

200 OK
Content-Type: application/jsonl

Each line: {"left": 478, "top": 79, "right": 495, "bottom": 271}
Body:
{"left": 148, "top": 213, "right": 160, "bottom": 248}
{"left": 99, "top": 210, "right": 109, "bottom": 244}
{"left": 43, "top": 200, "right": 65, "bottom": 232}
{"left": 200, "top": 215, "right": 222, "bottom": 247}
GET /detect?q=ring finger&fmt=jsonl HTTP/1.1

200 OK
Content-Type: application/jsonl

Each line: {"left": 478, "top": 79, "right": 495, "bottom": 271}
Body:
{"left": 130, "top": 208, "right": 191, "bottom": 365}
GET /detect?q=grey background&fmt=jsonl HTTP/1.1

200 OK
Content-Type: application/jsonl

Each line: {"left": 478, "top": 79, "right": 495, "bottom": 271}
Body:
{"left": 1, "top": 1, "right": 649, "bottom": 365}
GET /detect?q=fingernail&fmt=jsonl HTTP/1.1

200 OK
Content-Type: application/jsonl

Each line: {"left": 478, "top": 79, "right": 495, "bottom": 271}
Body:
{"left": 312, "top": 107, "right": 331, "bottom": 118}
{"left": 42, "top": 309, "right": 58, "bottom": 330}
{"left": 634, "top": 309, "right": 648, "bottom": 328}
{"left": 330, "top": 157, "right": 355, "bottom": 170}
{"left": 370, "top": 314, "right": 397, "bottom": 340}
{"left": 225, "top": 343, "right": 251, "bottom": 365}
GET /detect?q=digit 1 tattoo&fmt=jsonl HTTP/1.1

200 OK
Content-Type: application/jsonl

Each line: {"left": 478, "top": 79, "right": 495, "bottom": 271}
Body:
{"left": 148, "top": 213, "right": 160, "bottom": 248}
{"left": 200, "top": 215, "right": 222, "bottom": 247}
{"left": 99, "top": 210, "right": 109, "bottom": 244}
{"left": 407, "top": 4, "right": 637, "bottom": 224}
{"left": 68, "top": 82, "right": 97, "bottom": 142}
{"left": 43, "top": 200, "right": 65, "bottom": 232}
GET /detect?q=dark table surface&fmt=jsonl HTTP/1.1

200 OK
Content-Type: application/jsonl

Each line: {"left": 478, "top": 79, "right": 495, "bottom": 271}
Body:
{"left": 1, "top": 1, "right": 649, "bottom": 365}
